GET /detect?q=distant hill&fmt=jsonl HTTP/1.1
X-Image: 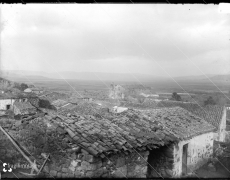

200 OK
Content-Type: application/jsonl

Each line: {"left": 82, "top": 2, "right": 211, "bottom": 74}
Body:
{"left": 1, "top": 70, "right": 168, "bottom": 82}
{"left": 174, "top": 74, "right": 230, "bottom": 82}
{"left": 3, "top": 70, "right": 230, "bottom": 83}
{"left": 206, "top": 74, "right": 230, "bottom": 82}
{"left": 174, "top": 74, "right": 217, "bottom": 81}
{"left": 52, "top": 72, "right": 168, "bottom": 82}
{"left": 0, "top": 77, "right": 15, "bottom": 89}
{"left": 1, "top": 70, "right": 53, "bottom": 82}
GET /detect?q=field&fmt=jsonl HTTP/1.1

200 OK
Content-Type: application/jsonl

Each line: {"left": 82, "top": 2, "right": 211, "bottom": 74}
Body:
{"left": 25, "top": 79, "right": 230, "bottom": 106}
{"left": 28, "top": 79, "right": 230, "bottom": 93}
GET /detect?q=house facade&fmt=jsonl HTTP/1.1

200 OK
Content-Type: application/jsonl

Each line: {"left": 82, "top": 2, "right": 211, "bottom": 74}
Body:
{"left": 0, "top": 98, "right": 16, "bottom": 110}
{"left": 173, "top": 132, "right": 213, "bottom": 176}
{"left": 112, "top": 106, "right": 128, "bottom": 113}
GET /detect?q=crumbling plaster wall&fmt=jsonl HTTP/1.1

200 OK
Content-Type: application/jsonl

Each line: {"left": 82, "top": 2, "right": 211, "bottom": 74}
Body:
{"left": 0, "top": 99, "right": 15, "bottom": 110}
{"left": 173, "top": 132, "right": 213, "bottom": 177}
{"left": 217, "top": 107, "right": 226, "bottom": 142}
{"left": 225, "top": 131, "right": 230, "bottom": 143}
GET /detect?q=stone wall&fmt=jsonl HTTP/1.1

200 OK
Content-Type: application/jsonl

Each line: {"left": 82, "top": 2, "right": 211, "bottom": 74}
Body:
{"left": 173, "top": 132, "right": 213, "bottom": 177}
{"left": 0, "top": 118, "right": 149, "bottom": 178}
{"left": 147, "top": 145, "right": 174, "bottom": 178}
{"left": 45, "top": 150, "right": 149, "bottom": 178}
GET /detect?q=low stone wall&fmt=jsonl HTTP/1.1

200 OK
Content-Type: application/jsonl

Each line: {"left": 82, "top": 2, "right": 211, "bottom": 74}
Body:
{"left": 0, "top": 117, "right": 149, "bottom": 178}
{"left": 45, "top": 149, "right": 149, "bottom": 178}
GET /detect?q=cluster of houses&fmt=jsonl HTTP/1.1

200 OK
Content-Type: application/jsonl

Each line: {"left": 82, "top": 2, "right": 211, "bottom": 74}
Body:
{"left": 0, "top": 83, "right": 229, "bottom": 178}
{"left": 0, "top": 91, "right": 39, "bottom": 117}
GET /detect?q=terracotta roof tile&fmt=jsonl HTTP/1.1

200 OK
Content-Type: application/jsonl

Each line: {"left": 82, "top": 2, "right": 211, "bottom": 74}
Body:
{"left": 123, "top": 100, "right": 224, "bottom": 129}
{"left": 14, "top": 101, "right": 36, "bottom": 110}
{"left": 47, "top": 106, "right": 216, "bottom": 157}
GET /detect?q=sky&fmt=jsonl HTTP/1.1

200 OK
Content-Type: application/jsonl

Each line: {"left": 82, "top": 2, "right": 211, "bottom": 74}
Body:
{"left": 1, "top": 4, "right": 230, "bottom": 77}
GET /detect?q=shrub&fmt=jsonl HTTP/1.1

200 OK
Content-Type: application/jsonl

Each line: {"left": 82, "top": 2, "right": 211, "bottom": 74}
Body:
{"left": 171, "top": 92, "right": 182, "bottom": 101}
{"left": 204, "top": 96, "right": 216, "bottom": 106}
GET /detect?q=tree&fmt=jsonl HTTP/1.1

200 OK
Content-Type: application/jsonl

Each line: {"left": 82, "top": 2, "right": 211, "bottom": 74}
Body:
{"left": 171, "top": 92, "right": 182, "bottom": 101}
{"left": 14, "top": 82, "right": 29, "bottom": 91}
{"left": 39, "top": 99, "right": 56, "bottom": 110}
{"left": 137, "top": 95, "right": 145, "bottom": 103}
{"left": 204, "top": 96, "right": 216, "bottom": 106}
{"left": 20, "top": 83, "right": 29, "bottom": 91}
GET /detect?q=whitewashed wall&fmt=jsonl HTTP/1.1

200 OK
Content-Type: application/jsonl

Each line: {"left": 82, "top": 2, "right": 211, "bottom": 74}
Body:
{"left": 217, "top": 107, "right": 226, "bottom": 142}
{"left": 173, "top": 132, "right": 214, "bottom": 177}
{"left": 0, "top": 99, "right": 15, "bottom": 110}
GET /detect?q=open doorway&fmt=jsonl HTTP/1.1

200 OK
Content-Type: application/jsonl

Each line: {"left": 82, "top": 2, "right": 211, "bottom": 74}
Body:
{"left": 182, "top": 143, "right": 188, "bottom": 175}
{"left": 6, "top": 105, "right": 10, "bottom": 110}
{"left": 147, "top": 145, "right": 174, "bottom": 178}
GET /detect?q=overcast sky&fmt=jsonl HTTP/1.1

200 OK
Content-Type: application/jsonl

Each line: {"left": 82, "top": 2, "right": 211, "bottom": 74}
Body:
{"left": 1, "top": 4, "right": 229, "bottom": 77}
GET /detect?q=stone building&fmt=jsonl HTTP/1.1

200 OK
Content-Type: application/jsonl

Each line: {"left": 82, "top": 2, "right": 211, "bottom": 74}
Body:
{"left": 24, "top": 87, "right": 43, "bottom": 94}
{"left": 112, "top": 106, "right": 128, "bottom": 113}
{"left": 79, "top": 97, "right": 93, "bottom": 102}
{"left": 0, "top": 98, "right": 16, "bottom": 111}
{"left": 0, "top": 93, "right": 38, "bottom": 111}
{"left": 25, "top": 107, "right": 215, "bottom": 178}
{"left": 109, "top": 84, "right": 125, "bottom": 99}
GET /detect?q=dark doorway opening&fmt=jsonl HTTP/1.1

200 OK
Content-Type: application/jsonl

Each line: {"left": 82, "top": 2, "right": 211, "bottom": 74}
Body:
{"left": 6, "top": 105, "right": 10, "bottom": 110}
{"left": 147, "top": 147, "right": 162, "bottom": 178}
{"left": 182, "top": 143, "right": 188, "bottom": 175}
{"left": 147, "top": 145, "right": 174, "bottom": 178}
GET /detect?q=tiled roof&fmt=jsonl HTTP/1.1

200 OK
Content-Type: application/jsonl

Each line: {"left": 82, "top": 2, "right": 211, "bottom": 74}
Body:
{"left": 122, "top": 100, "right": 225, "bottom": 129}
{"left": 160, "top": 102, "right": 224, "bottom": 129}
{"left": 58, "top": 101, "right": 101, "bottom": 116}
{"left": 51, "top": 99, "right": 69, "bottom": 107}
{"left": 30, "top": 88, "right": 43, "bottom": 91}
{"left": 14, "top": 101, "right": 36, "bottom": 110}
{"left": 40, "top": 91, "right": 70, "bottom": 103}
{"left": 0, "top": 92, "right": 37, "bottom": 99}
{"left": 94, "top": 100, "right": 119, "bottom": 108}
{"left": 47, "top": 107, "right": 215, "bottom": 157}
